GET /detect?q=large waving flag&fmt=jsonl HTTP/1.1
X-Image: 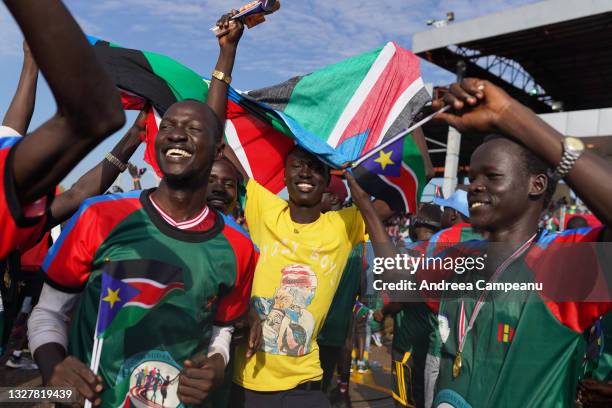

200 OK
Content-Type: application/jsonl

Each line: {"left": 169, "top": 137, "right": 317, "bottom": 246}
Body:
{"left": 89, "top": 37, "right": 430, "bottom": 213}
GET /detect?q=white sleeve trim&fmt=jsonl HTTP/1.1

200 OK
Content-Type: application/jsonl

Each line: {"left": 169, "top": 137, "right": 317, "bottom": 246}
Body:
{"left": 28, "top": 284, "right": 79, "bottom": 355}
{"left": 0, "top": 125, "right": 22, "bottom": 137}
{"left": 207, "top": 325, "right": 234, "bottom": 367}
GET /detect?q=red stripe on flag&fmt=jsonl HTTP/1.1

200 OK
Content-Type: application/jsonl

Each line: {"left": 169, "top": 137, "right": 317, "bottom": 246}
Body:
{"left": 144, "top": 107, "right": 161, "bottom": 176}
{"left": 226, "top": 101, "right": 294, "bottom": 194}
{"left": 128, "top": 282, "right": 184, "bottom": 307}
{"left": 120, "top": 91, "right": 147, "bottom": 111}
{"left": 497, "top": 323, "right": 503, "bottom": 342}
{"left": 336, "top": 45, "right": 421, "bottom": 153}
{"left": 384, "top": 164, "right": 417, "bottom": 212}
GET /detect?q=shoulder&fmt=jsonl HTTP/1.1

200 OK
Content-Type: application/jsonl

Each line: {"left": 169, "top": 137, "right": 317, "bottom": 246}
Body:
{"left": 72, "top": 190, "right": 143, "bottom": 223}
{"left": 220, "top": 212, "right": 258, "bottom": 253}
{"left": 536, "top": 227, "right": 605, "bottom": 248}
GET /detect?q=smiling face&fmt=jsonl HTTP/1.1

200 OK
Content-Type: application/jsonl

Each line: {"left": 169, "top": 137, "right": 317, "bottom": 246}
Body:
{"left": 468, "top": 138, "right": 547, "bottom": 232}
{"left": 206, "top": 159, "right": 239, "bottom": 214}
{"left": 155, "top": 100, "right": 221, "bottom": 183}
{"left": 284, "top": 147, "right": 330, "bottom": 208}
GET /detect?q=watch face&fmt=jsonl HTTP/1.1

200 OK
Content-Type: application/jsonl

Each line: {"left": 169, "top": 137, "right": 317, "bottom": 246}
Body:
{"left": 566, "top": 137, "right": 584, "bottom": 153}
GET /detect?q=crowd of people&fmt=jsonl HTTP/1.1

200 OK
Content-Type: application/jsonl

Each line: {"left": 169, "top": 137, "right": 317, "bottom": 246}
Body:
{"left": 0, "top": 1, "right": 611, "bottom": 408}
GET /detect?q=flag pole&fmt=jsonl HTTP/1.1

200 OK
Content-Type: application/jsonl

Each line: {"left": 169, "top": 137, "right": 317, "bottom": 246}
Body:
{"left": 84, "top": 333, "right": 102, "bottom": 408}
{"left": 85, "top": 292, "right": 106, "bottom": 408}
{"left": 352, "top": 105, "right": 451, "bottom": 168}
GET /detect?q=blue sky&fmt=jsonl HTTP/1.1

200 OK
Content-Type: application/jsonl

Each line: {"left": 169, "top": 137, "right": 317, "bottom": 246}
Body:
{"left": 0, "top": 0, "right": 536, "bottom": 191}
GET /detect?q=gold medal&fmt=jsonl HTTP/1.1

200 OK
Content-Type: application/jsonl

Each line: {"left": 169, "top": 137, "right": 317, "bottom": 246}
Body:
{"left": 452, "top": 351, "right": 462, "bottom": 378}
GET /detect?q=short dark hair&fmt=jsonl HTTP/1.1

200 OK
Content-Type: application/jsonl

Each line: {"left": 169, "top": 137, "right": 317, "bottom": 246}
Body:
{"left": 484, "top": 135, "right": 557, "bottom": 208}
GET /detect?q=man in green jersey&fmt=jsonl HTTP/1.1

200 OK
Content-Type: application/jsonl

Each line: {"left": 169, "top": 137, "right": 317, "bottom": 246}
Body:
{"left": 423, "top": 78, "right": 612, "bottom": 407}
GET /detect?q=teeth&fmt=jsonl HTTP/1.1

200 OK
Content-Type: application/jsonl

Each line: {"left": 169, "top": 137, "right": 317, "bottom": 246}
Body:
{"left": 166, "top": 148, "right": 192, "bottom": 158}
{"left": 470, "top": 202, "right": 486, "bottom": 209}
{"left": 297, "top": 183, "right": 314, "bottom": 192}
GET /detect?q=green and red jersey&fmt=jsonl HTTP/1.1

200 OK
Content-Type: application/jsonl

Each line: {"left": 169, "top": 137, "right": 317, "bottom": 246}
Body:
{"left": 431, "top": 227, "right": 612, "bottom": 408}
{"left": 392, "top": 224, "right": 482, "bottom": 408}
{"left": 0, "top": 131, "right": 52, "bottom": 258}
{"left": 43, "top": 189, "right": 257, "bottom": 407}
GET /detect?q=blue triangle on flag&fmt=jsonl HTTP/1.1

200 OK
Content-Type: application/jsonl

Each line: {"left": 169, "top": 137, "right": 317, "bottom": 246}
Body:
{"left": 359, "top": 138, "right": 404, "bottom": 177}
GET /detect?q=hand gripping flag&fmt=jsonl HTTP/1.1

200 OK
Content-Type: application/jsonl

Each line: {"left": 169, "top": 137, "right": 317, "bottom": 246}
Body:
{"left": 88, "top": 37, "right": 430, "bottom": 213}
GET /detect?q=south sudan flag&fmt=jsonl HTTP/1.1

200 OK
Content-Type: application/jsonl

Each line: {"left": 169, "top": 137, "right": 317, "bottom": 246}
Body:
{"left": 88, "top": 37, "right": 430, "bottom": 213}
{"left": 96, "top": 259, "right": 185, "bottom": 339}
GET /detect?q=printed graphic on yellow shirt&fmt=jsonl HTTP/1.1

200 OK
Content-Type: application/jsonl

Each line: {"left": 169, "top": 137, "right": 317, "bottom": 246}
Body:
{"left": 253, "top": 264, "right": 317, "bottom": 356}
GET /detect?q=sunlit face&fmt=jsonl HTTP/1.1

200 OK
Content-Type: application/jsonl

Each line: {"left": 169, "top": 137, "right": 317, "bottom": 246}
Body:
{"left": 155, "top": 100, "right": 220, "bottom": 182}
{"left": 468, "top": 139, "right": 533, "bottom": 231}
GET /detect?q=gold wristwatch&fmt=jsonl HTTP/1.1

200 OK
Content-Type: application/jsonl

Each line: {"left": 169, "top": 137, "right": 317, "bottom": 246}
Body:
{"left": 212, "top": 70, "right": 232, "bottom": 85}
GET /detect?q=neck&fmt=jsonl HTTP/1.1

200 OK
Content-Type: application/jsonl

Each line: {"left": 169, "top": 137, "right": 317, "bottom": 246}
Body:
{"left": 487, "top": 214, "right": 539, "bottom": 243}
{"left": 288, "top": 201, "right": 321, "bottom": 224}
{"left": 152, "top": 179, "right": 208, "bottom": 222}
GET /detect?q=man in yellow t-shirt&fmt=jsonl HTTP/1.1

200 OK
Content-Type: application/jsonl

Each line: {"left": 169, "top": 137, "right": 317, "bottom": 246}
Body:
{"left": 225, "top": 145, "right": 393, "bottom": 407}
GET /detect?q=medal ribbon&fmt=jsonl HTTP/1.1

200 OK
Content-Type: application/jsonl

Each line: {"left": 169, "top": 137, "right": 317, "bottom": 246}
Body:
{"left": 456, "top": 234, "right": 537, "bottom": 356}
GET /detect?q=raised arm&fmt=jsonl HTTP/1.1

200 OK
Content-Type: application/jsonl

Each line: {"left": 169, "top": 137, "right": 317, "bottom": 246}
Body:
{"left": 4, "top": 0, "right": 125, "bottom": 205}
{"left": 345, "top": 171, "right": 395, "bottom": 258}
{"left": 434, "top": 78, "right": 612, "bottom": 240}
{"left": 206, "top": 11, "right": 244, "bottom": 136}
{"left": 47, "top": 110, "right": 146, "bottom": 226}
{"left": 2, "top": 41, "right": 38, "bottom": 135}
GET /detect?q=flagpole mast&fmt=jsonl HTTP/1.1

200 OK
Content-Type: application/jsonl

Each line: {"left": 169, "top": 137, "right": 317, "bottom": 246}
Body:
{"left": 85, "top": 296, "right": 106, "bottom": 408}
{"left": 352, "top": 105, "right": 450, "bottom": 168}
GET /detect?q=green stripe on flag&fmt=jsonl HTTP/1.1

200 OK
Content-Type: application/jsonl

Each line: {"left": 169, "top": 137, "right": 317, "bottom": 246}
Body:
{"left": 403, "top": 135, "right": 426, "bottom": 201}
{"left": 143, "top": 51, "right": 208, "bottom": 102}
{"left": 283, "top": 45, "right": 382, "bottom": 141}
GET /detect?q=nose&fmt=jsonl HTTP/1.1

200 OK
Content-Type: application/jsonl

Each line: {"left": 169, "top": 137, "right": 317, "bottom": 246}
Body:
{"left": 298, "top": 164, "right": 313, "bottom": 178}
{"left": 469, "top": 176, "right": 486, "bottom": 194}
{"left": 167, "top": 127, "right": 188, "bottom": 143}
{"left": 211, "top": 180, "right": 225, "bottom": 194}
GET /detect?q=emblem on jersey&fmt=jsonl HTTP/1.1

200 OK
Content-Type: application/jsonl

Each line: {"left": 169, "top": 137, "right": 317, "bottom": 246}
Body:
{"left": 497, "top": 323, "right": 515, "bottom": 344}
{"left": 253, "top": 264, "right": 317, "bottom": 356}
{"left": 117, "top": 350, "right": 183, "bottom": 407}
{"left": 438, "top": 313, "right": 450, "bottom": 344}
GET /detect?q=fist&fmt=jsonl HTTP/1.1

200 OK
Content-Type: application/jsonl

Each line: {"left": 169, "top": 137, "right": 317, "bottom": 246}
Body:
{"left": 178, "top": 354, "right": 224, "bottom": 405}
{"left": 215, "top": 10, "right": 245, "bottom": 48}
{"left": 48, "top": 356, "right": 103, "bottom": 406}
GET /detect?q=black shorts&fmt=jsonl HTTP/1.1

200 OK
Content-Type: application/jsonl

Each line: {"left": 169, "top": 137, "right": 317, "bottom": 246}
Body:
{"left": 229, "top": 383, "right": 331, "bottom": 408}
{"left": 391, "top": 349, "right": 416, "bottom": 408}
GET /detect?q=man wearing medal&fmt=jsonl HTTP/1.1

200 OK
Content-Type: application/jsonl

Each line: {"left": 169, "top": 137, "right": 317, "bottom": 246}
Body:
{"left": 417, "top": 78, "right": 612, "bottom": 408}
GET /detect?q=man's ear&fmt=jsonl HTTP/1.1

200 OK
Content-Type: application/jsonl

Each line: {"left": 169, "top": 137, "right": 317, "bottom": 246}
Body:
{"left": 215, "top": 142, "right": 225, "bottom": 159}
{"left": 528, "top": 173, "right": 548, "bottom": 200}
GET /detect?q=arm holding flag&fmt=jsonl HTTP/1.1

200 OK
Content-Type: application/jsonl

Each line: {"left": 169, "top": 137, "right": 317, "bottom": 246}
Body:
{"left": 434, "top": 78, "right": 612, "bottom": 239}
{"left": 28, "top": 202, "right": 106, "bottom": 403}
{"left": 207, "top": 11, "right": 244, "bottom": 140}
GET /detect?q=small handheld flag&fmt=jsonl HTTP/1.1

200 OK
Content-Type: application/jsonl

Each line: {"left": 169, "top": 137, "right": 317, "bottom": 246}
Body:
{"left": 84, "top": 260, "right": 185, "bottom": 408}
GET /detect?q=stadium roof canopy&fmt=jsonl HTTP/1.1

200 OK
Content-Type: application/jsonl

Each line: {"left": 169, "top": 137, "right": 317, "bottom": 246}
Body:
{"left": 413, "top": 0, "right": 612, "bottom": 169}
